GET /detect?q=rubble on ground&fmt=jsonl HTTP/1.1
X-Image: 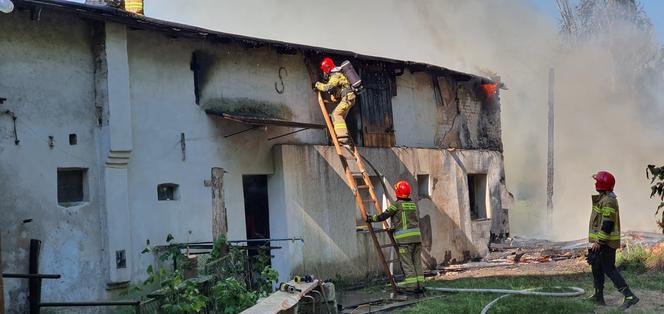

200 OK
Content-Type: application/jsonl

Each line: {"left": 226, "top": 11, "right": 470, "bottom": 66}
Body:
{"left": 438, "top": 231, "right": 664, "bottom": 273}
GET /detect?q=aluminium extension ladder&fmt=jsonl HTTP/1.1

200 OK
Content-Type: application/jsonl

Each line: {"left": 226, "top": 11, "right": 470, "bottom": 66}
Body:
{"left": 316, "top": 92, "right": 402, "bottom": 293}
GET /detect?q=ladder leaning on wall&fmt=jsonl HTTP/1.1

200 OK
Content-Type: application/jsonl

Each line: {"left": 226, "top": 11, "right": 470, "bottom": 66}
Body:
{"left": 315, "top": 92, "right": 401, "bottom": 294}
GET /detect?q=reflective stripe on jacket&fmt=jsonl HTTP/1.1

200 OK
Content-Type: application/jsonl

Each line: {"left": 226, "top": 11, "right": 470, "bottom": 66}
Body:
{"left": 588, "top": 192, "right": 621, "bottom": 249}
{"left": 387, "top": 199, "right": 421, "bottom": 244}
{"left": 315, "top": 72, "right": 351, "bottom": 98}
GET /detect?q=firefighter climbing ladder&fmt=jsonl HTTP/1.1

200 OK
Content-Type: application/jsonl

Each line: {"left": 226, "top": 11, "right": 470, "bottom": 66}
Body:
{"left": 316, "top": 92, "right": 401, "bottom": 293}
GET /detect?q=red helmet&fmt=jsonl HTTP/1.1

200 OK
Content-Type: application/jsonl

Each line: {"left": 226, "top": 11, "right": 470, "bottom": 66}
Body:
{"left": 320, "top": 57, "right": 335, "bottom": 74}
{"left": 394, "top": 180, "right": 411, "bottom": 199}
{"left": 593, "top": 171, "right": 615, "bottom": 192}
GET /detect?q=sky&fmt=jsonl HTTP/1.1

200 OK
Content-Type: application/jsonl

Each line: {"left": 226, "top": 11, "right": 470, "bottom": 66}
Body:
{"left": 526, "top": 0, "right": 664, "bottom": 43}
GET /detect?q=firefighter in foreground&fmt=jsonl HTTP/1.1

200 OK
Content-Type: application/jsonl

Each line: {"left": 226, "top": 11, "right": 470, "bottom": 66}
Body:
{"left": 313, "top": 57, "right": 361, "bottom": 146}
{"left": 587, "top": 171, "right": 639, "bottom": 309}
{"left": 366, "top": 180, "right": 424, "bottom": 293}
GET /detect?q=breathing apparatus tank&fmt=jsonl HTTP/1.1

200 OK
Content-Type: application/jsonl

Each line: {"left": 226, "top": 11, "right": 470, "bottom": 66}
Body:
{"left": 339, "top": 61, "right": 363, "bottom": 93}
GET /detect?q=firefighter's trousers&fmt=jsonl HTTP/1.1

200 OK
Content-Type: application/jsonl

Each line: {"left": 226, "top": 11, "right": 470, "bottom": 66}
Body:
{"left": 398, "top": 242, "right": 424, "bottom": 291}
{"left": 331, "top": 92, "right": 356, "bottom": 144}
{"left": 591, "top": 245, "right": 629, "bottom": 293}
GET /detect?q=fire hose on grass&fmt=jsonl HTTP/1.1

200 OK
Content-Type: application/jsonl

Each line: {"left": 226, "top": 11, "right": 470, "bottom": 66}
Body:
{"left": 426, "top": 286, "right": 585, "bottom": 314}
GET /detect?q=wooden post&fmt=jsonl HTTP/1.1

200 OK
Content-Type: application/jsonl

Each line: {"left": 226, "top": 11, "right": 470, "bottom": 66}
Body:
{"left": 0, "top": 233, "right": 4, "bottom": 314}
{"left": 28, "top": 239, "right": 41, "bottom": 314}
{"left": 209, "top": 168, "right": 227, "bottom": 241}
{"left": 546, "top": 68, "right": 555, "bottom": 236}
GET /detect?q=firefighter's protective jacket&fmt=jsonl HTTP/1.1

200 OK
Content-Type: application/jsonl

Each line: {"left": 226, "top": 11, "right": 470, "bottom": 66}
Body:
{"left": 371, "top": 198, "right": 421, "bottom": 244}
{"left": 589, "top": 192, "right": 621, "bottom": 249}
{"left": 315, "top": 71, "right": 351, "bottom": 99}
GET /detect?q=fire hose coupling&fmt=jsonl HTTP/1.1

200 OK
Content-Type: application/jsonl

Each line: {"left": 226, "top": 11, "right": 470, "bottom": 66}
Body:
{"left": 279, "top": 282, "right": 302, "bottom": 294}
{"left": 293, "top": 274, "right": 314, "bottom": 284}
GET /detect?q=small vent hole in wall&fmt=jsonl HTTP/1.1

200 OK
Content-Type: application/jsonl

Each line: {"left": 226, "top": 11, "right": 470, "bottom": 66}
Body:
{"left": 69, "top": 133, "right": 77, "bottom": 145}
{"left": 157, "top": 183, "right": 179, "bottom": 201}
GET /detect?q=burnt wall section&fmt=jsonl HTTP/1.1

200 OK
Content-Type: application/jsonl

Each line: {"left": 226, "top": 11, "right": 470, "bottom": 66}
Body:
{"left": 436, "top": 75, "right": 503, "bottom": 151}
{"left": 392, "top": 69, "right": 502, "bottom": 151}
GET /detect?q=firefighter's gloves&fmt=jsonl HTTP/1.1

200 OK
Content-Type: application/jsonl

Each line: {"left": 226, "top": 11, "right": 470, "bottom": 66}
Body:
{"left": 311, "top": 82, "right": 318, "bottom": 91}
{"left": 366, "top": 214, "right": 378, "bottom": 223}
{"left": 587, "top": 249, "right": 599, "bottom": 265}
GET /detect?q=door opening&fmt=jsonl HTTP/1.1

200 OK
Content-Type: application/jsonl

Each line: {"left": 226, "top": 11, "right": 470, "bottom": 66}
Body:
{"left": 242, "top": 175, "right": 271, "bottom": 265}
{"left": 468, "top": 174, "right": 489, "bottom": 220}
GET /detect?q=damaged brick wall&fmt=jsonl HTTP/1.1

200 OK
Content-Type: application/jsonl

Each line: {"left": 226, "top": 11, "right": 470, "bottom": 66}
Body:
{"left": 435, "top": 74, "right": 502, "bottom": 151}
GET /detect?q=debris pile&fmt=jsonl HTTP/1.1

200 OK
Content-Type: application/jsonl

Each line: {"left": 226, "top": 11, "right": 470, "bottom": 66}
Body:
{"left": 439, "top": 231, "right": 664, "bottom": 273}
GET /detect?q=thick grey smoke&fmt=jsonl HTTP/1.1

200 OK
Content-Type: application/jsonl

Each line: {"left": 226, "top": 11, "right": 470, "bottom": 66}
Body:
{"left": 146, "top": 0, "right": 664, "bottom": 239}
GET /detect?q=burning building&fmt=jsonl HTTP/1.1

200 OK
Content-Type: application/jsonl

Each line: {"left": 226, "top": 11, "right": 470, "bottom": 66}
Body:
{"left": 0, "top": 0, "right": 511, "bottom": 310}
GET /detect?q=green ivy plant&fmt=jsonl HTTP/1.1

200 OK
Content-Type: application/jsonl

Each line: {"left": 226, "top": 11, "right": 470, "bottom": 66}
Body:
{"left": 646, "top": 165, "right": 664, "bottom": 233}
{"left": 139, "top": 234, "right": 208, "bottom": 313}
{"left": 128, "top": 234, "right": 279, "bottom": 313}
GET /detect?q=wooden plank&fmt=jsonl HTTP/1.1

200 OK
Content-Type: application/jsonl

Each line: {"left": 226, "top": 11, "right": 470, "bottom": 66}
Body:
{"left": 28, "top": 239, "right": 41, "bottom": 314}
{"left": 240, "top": 280, "right": 319, "bottom": 314}
{"left": 358, "top": 63, "right": 395, "bottom": 148}
{"left": 210, "top": 167, "right": 228, "bottom": 242}
{"left": 210, "top": 113, "right": 325, "bottom": 129}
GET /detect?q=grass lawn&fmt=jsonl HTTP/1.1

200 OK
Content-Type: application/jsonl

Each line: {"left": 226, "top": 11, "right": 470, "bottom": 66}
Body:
{"left": 396, "top": 270, "right": 664, "bottom": 314}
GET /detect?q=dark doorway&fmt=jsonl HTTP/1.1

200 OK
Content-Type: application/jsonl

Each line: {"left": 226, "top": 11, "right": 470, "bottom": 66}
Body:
{"left": 468, "top": 174, "right": 488, "bottom": 220}
{"left": 243, "top": 175, "right": 270, "bottom": 240}
{"left": 242, "top": 175, "right": 271, "bottom": 270}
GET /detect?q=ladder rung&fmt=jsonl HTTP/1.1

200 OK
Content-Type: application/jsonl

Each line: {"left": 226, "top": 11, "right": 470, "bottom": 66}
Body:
{"left": 380, "top": 244, "right": 395, "bottom": 249}
{"left": 351, "top": 172, "right": 364, "bottom": 177}
{"left": 362, "top": 199, "right": 374, "bottom": 203}
{"left": 357, "top": 185, "right": 370, "bottom": 189}
{"left": 386, "top": 259, "right": 401, "bottom": 264}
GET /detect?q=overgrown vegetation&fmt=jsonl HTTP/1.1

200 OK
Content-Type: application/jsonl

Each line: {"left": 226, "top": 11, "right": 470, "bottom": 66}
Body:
{"left": 646, "top": 165, "right": 664, "bottom": 233}
{"left": 126, "top": 234, "right": 278, "bottom": 313}
{"left": 617, "top": 241, "right": 664, "bottom": 273}
{"left": 616, "top": 241, "right": 650, "bottom": 273}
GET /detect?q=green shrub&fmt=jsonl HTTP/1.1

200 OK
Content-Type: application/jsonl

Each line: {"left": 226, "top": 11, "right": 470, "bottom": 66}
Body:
{"left": 617, "top": 242, "right": 650, "bottom": 273}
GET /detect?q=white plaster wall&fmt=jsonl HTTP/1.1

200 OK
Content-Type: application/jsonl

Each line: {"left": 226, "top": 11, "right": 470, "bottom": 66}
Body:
{"left": 124, "top": 29, "right": 329, "bottom": 280}
{"left": 0, "top": 11, "right": 106, "bottom": 312}
{"left": 392, "top": 71, "right": 439, "bottom": 148}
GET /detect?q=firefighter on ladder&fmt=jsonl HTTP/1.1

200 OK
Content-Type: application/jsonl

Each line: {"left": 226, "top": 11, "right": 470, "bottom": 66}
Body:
{"left": 366, "top": 180, "right": 425, "bottom": 293}
{"left": 313, "top": 57, "right": 357, "bottom": 146}
{"left": 587, "top": 171, "right": 639, "bottom": 309}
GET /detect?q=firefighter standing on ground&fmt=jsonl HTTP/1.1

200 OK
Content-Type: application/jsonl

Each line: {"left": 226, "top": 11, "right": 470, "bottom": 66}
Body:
{"left": 314, "top": 57, "right": 356, "bottom": 145}
{"left": 587, "top": 171, "right": 639, "bottom": 309}
{"left": 367, "top": 180, "right": 424, "bottom": 292}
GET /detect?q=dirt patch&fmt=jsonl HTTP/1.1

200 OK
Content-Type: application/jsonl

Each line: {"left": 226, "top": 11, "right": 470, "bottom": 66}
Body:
{"left": 438, "top": 258, "right": 589, "bottom": 280}
{"left": 597, "top": 289, "right": 664, "bottom": 313}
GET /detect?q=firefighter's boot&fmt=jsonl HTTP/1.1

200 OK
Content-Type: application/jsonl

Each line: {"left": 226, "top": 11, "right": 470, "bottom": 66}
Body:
{"left": 618, "top": 288, "right": 639, "bottom": 310}
{"left": 586, "top": 289, "right": 606, "bottom": 305}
